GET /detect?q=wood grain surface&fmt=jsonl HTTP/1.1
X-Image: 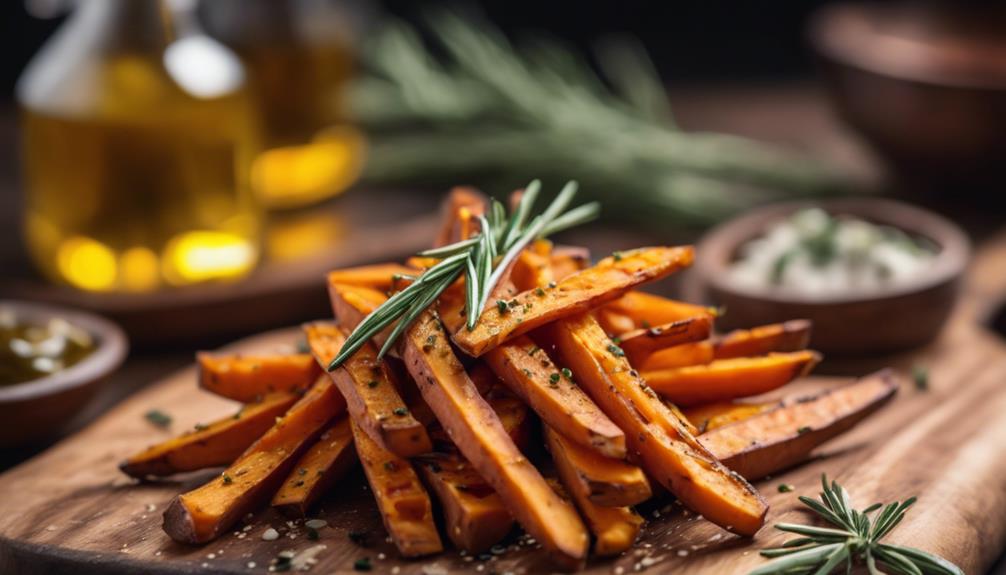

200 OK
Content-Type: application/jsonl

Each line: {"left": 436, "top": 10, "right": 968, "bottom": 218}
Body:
{"left": 1, "top": 235, "right": 1004, "bottom": 574}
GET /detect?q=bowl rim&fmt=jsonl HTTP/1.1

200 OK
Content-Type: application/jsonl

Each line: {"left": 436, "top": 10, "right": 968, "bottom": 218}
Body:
{"left": 0, "top": 300, "right": 128, "bottom": 403}
{"left": 808, "top": 1, "right": 1006, "bottom": 92}
{"left": 695, "top": 197, "right": 971, "bottom": 306}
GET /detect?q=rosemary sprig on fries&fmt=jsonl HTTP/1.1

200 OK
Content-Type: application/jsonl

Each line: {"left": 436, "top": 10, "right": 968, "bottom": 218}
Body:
{"left": 326, "top": 180, "right": 599, "bottom": 369}
{"left": 751, "top": 475, "right": 962, "bottom": 575}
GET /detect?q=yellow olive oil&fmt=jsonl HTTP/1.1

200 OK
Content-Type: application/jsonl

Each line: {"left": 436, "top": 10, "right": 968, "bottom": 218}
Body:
{"left": 21, "top": 52, "right": 262, "bottom": 292}
{"left": 235, "top": 39, "right": 366, "bottom": 209}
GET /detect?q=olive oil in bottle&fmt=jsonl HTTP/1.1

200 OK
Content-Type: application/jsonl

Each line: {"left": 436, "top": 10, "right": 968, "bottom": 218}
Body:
{"left": 203, "top": 0, "right": 367, "bottom": 210}
{"left": 18, "top": 0, "right": 262, "bottom": 292}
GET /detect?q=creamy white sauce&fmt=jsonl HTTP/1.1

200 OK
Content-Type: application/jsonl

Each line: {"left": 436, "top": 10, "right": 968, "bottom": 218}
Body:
{"left": 729, "top": 208, "right": 936, "bottom": 296}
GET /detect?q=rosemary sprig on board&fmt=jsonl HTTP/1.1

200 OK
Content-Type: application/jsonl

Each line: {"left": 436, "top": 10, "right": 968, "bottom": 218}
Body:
{"left": 351, "top": 11, "right": 853, "bottom": 227}
{"left": 751, "top": 475, "right": 963, "bottom": 575}
{"left": 326, "top": 180, "right": 598, "bottom": 370}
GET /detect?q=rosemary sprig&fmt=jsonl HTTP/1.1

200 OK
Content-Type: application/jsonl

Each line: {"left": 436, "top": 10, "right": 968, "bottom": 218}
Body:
{"left": 327, "top": 180, "right": 599, "bottom": 370}
{"left": 751, "top": 475, "right": 963, "bottom": 575}
{"left": 351, "top": 11, "right": 854, "bottom": 227}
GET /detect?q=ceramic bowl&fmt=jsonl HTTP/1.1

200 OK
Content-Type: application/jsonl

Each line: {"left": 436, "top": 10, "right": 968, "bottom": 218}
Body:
{"left": 0, "top": 300, "right": 127, "bottom": 446}
{"left": 687, "top": 198, "right": 970, "bottom": 355}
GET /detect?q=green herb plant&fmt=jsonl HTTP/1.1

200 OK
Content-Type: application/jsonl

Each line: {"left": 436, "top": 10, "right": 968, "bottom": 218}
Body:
{"left": 751, "top": 475, "right": 963, "bottom": 575}
{"left": 326, "top": 180, "right": 598, "bottom": 370}
{"left": 351, "top": 11, "right": 852, "bottom": 227}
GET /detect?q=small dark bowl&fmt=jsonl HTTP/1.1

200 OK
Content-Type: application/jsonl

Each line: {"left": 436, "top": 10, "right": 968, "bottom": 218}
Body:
{"left": 809, "top": 1, "right": 1006, "bottom": 196}
{"left": 0, "top": 301, "right": 128, "bottom": 446}
{"left": 688, "top": 199, "right": 970, "bottom": 355}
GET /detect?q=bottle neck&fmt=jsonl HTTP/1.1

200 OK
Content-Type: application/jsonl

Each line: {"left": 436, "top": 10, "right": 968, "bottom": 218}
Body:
{"left": 76, "top": 0, "right": 175, "bottom": 53}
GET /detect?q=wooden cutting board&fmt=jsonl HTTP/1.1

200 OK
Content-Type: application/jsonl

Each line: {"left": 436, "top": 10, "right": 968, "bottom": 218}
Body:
{"left": 2, "top": 237, "right": 1005, "bottom": 574}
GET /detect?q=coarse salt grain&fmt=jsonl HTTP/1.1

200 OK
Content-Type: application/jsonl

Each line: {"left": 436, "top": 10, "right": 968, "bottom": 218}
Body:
{"left": 262, "top": 528, "right": 279, "bottom": 541}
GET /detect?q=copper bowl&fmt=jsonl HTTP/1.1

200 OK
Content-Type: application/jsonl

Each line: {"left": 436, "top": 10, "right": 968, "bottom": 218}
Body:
{"left": 687, "top": 199, "right": 970, "bottom": 355}
{"left": 0, "top": 301, "right": 128, "bottom": 446}
{"left": 809, "top": 1, "right": 1006, "bottom": 196}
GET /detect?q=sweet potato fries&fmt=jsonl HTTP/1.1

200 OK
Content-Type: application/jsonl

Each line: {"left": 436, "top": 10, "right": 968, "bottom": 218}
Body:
{"left": 122, "top": 187, "right": 899, "bottom": 570}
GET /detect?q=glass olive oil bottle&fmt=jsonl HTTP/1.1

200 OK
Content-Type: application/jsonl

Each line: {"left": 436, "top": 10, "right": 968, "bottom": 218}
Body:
{"left": 18, "top": 0, "right": 262, "bottom": 292}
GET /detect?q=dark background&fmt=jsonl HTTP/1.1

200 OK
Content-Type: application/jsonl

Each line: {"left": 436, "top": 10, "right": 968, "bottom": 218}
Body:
{"left": 0, "top": 0, "right": 840, "bottom": 102}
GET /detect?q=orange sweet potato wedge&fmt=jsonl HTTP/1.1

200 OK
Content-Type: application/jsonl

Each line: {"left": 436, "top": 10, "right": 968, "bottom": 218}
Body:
{"left": 120, "top": 392, "right": 299, "bottom": 478}
{"left": 197, "top": 353, "right": 321, "bottom": 402}
{"left": 163, "top": 379, "right": 345, "bottom": 543}
{"left": 328, "top": 282, "right": 392, "bottom": 350}
{"left": 596, "top": 308, "right": 638, "bottom": 336}
{"left": 604, "top": 290, "right": 714, "bottom": 329}
{"left": 271, "top": 416, "right": 356, "bottom": 516}
{"left": 452, "top": 246, "right": 695, "bottom": 358}
{"left": 304, "top": 322, "right": 432, "bottom": 457}
{"left": 438, "top": 287, "right": 626, "bottom": 459}
{"left": 550, "top": 246, "right": 591, "bottom": 280}
{"left": 418, "top": 454, "right": 514, "bottom": 553}
{"left": 433, "top": 186, "right": 487, "bottom": 247}
{"left": 326, "top": 263, "right": 420, "bottom": 291}
{"left": 640, "top": 320, "right": 813, "bottom": 371}
{"left": 401, "top": 310, "right": 588, "bottom": 570}
{"left": 684, "top": 401, "right": 774, "bottom": 434}
{"left": 642, "top": 351, "right": 822, "bottom": 407}
{"left": 537, "top": 313, "right": 768, "bottom": 537}
{"left": 699, "top": 370, "right": 898, "bottom": 480}
{"left": 618, "top": 316, "right": 713, "bottom": 366}
{"left": 714, "top": 319, "right": 813, "bottom": 359}
{"left": 544, "top": 426, "right": 651, "bottom": 507}
{"left": 638, "top": 341, "right": 715, "bottom": 370}
{"left": 546, "top": 475, "right": 643, "bottom": 558}
{"left": 351, "top": 419, "right": 443, "bottom": 557}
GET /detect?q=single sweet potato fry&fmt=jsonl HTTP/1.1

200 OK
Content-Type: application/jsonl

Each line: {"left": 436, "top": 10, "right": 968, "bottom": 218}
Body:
{"left": 684, "top": 402, "right": 774, "bottom": 434}
{"left": 326, "top": 263, "right": 419, "bottom": 291}
{"left": 304, "top": 322, "right": 432, "bottom": 457}
{"left": 699, "top": 370, "right": 898, "bottom": 480}
{"left": 197, "top": 353, "right": 321, "bottom": 402}
{"left": 713, "top": 319, "right": 812, "bottom": 359}
{"left": 537, "top": 313, "right": 768, "bottom": 537}
{"left": 351, "top": 419, "right": 443, "bottom": 557}
{"left": 453, "top": 246, "right": 695, "bottom": 357}
{"left": 638, "top": 341, "right": 715, "bottom": 370}
{"left": 511, "top": 249, "right": 556, "bottom": 292}
{"left": 640, "top": 320, "right": 814, "bottom": 371}
{"left": 433, "top": 186, "right": 487, "bottom": 247}
{"left": 328, "top": 282, "right": 392, "bottom": 349}
{"left": 604, "top": 290, "right": 714, "bottom": 329}
{"left": 120, "top": 393, "right": 298, "bottom": 478}
{"left": 271, "top": 416, "right": 355, "bottom": 516}
{"left": 618, "top": 316, "right": 713, "bottom": 366}
{"left": 163, "top": 379, "right": 345, "bottom": 543}
{"left": 546, "top": 474, "right": 643, "bottom": 557}
{"left": 418, "top": 453, "right": 513, "bottom": 553}
{"left": 438, "top": 288, "right": 626, "bottom": 459}
{"left": 550, "top": 246, "right": 591, "bottom": 281}
{"left": 401, "top": 310, "right": 588, "bottom": 570}
{"left": 544, "top": 426, "right": 651, "bottom": 507}
{"left": 596, "top": 309, "right": 637, "bottom": 336}
{"left": 642, "top": 351, "right": 822, "bottom": 407}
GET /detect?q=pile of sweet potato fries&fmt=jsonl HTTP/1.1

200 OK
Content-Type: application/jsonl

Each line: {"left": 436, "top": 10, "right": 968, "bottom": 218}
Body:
{"left": 121, "top": 188, "right": 897, "bottom": 570}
